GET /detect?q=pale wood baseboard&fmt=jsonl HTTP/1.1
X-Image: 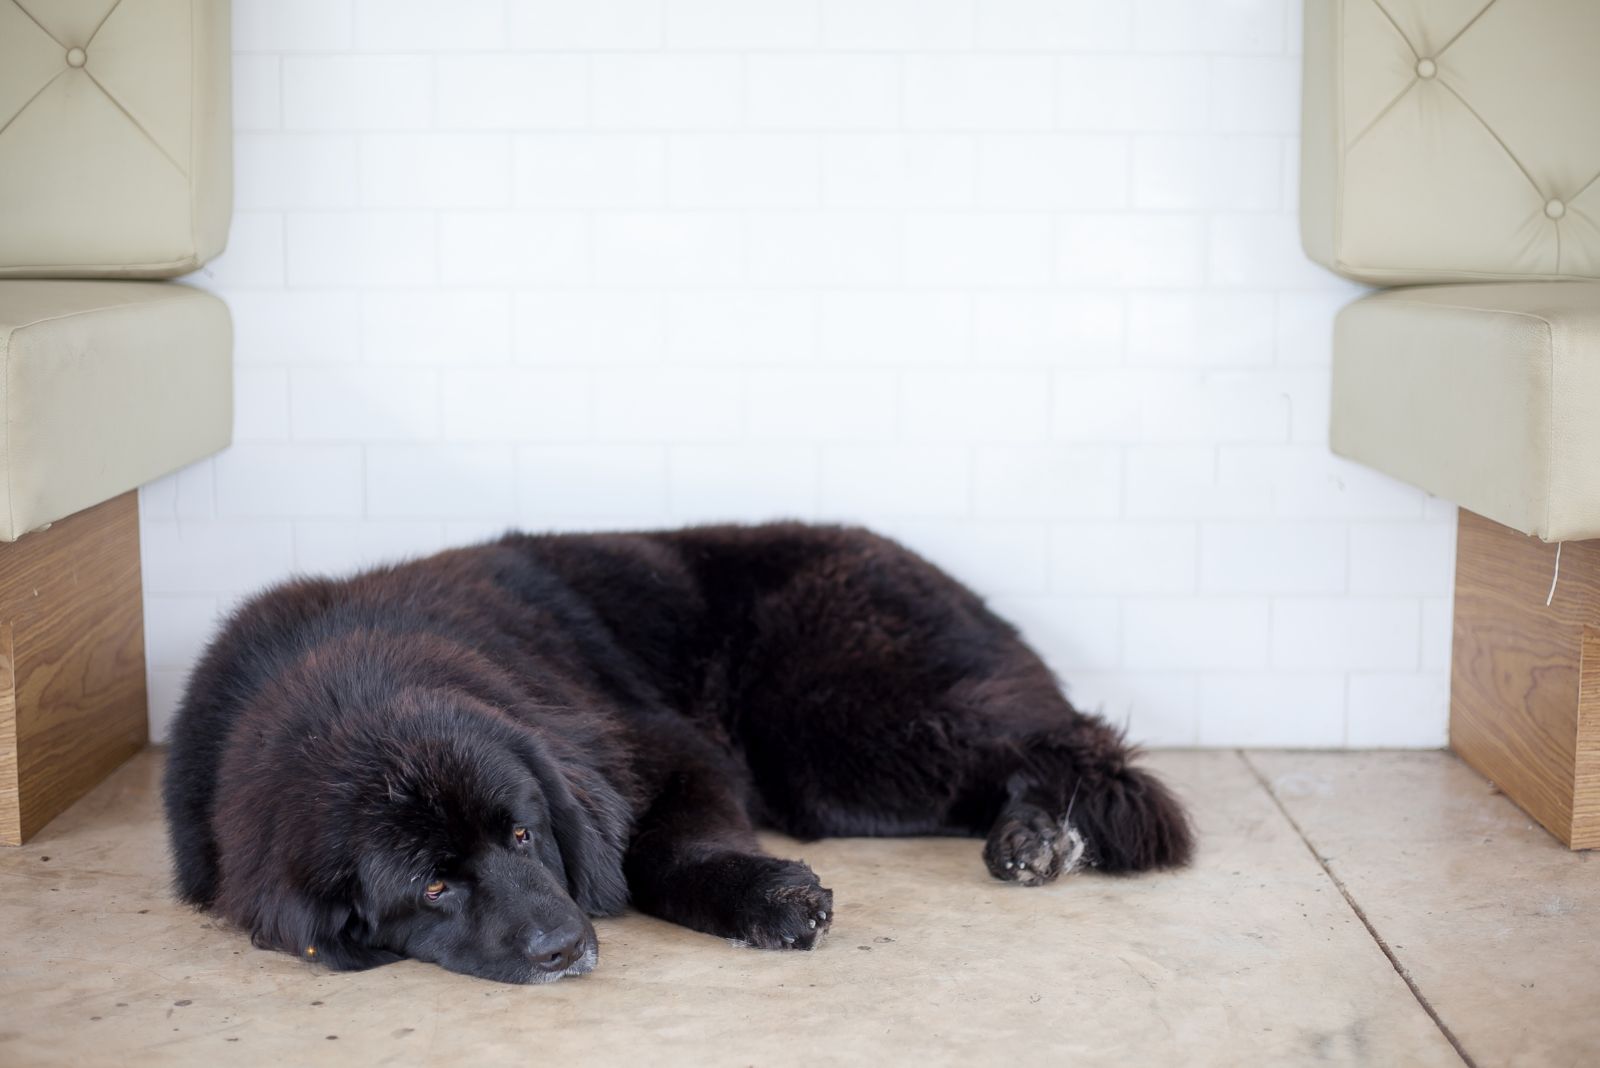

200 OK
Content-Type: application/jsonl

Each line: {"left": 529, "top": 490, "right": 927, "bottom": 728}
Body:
{"left": 1451, "top": 509, "right": 1600, "bottom": 850}
{"left": 0, "top": 492, "right": 147, "bottom": 845}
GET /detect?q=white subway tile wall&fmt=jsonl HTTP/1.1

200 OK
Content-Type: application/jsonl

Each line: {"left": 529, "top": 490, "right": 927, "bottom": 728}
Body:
{"left": 146, "top": 0, "right": 1452, "bottom": 746}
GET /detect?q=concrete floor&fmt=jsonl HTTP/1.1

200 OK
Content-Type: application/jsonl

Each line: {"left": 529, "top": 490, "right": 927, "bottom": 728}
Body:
{"left": 0, "top": 750, "right": 1594, "bottom": 1066}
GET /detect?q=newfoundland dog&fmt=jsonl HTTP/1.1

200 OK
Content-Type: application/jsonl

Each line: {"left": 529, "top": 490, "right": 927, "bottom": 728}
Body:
{"left": 164, "top": 523, "right": 1191, "bottom": 984}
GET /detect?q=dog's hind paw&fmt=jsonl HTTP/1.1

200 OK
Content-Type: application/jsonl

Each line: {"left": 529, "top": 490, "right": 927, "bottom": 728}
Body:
{"left": 736, "top": 858, "right": 834, "bottom": 950}
{"left": 984, "top": 806, "right": 1089, "bottom": 886}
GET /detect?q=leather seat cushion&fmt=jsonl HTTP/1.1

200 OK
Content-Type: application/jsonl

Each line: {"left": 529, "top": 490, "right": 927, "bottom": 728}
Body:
{"left": 1332, "top": 281, "right": 1600, "bottom": 541}
{"left": 0, "top": 281, "right": 233, "bottom": 540}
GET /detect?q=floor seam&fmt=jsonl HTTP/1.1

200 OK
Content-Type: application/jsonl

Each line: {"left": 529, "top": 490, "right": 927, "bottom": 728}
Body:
{"left": 1236, "top": 750, "right": 1477, "bottom": 1068}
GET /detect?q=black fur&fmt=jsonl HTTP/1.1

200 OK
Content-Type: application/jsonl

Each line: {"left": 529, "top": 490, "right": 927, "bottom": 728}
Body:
{"left": 164, "top": 523, "right": 1192, "bottom": 983}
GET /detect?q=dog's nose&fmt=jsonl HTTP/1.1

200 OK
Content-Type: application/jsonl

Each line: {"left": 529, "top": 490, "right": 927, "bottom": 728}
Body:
{"left": 525, "top": 922, "right": 586, "bottom": 973}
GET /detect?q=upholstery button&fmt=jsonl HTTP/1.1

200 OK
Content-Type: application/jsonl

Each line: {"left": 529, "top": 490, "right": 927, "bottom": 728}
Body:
{"left": 1545, "top": 199, "right": 1566, "bottom": 220}
{"left": 65, "top": 47, "right": 86, "bottom": 68}
{"left": 1416, "top": 58, "right": 1436, "bottom": 78}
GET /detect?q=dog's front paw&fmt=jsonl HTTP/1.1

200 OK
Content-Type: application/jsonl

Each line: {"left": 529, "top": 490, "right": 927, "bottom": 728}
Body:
{"left": 734, "top": 858, "right": 834, "bottom": 950}
{"left": 984, "top": 806, "right": 1088, "bottom": 886}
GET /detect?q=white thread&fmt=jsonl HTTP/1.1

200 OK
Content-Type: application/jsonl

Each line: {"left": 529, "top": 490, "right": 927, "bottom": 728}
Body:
{"left": 1545, "top": 541, "right": 1563, "bottom": 607}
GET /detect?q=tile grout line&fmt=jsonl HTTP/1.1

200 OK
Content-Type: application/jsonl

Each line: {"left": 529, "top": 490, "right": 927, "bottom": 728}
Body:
{"left": 1235, "top": 750, "right": 1477, "bottom": 1068}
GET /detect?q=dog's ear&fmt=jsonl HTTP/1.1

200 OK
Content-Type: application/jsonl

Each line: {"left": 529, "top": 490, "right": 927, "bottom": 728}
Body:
{"left": 518, "top": 738, "right": 629, "bottom": 916}
{"left": 250, "top": 887, "right": 402, "bottom": 972}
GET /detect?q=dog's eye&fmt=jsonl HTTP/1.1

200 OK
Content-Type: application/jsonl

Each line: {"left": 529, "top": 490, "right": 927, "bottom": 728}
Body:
{"left": 424, "top": 880, "right": 446, "bottom": 901}
{"left": 513, "top": 827, "right": 530, "bottom": 844}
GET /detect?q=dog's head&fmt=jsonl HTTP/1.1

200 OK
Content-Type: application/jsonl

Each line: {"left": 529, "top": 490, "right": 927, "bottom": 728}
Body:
{"left": 212, "top": 685, "right": 628, "bottom": 984}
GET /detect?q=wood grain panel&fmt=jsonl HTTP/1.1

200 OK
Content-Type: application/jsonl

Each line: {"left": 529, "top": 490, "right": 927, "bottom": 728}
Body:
{"left": 0, "top": 622, "right": 17, "bottom": 844}
{"left": 0, "top": 493, "right": 147, "bottom": 845}
{"left": 1577, "top": 629, "right": 1600, "bottom": 850}
{"left": 1450, "top": 509, "right": 1600, "bottom": 849}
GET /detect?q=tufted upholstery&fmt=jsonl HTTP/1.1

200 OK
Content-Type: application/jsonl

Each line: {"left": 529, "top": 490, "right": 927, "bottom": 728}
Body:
{"left": 0, "top": 0, "right": 232, "bottom": 278}
{"left": 0, "top": 0, "right": 234, "bottom": 540}
{"left": 1301, "top": 0, "right": 1600, "bottom": 285}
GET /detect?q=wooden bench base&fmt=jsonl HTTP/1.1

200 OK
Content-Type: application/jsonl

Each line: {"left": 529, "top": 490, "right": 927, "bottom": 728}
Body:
{"left": 1, "top": 492, "right": 147, "bottom": 845}
{"left": 1451, "top": 509, "right": 1599, "bottom": 849}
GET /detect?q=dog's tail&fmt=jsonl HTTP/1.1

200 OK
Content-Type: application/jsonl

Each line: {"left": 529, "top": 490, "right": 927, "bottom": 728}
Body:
{"left": 1072, "top": 760, "right": 1194, "bottom": 874}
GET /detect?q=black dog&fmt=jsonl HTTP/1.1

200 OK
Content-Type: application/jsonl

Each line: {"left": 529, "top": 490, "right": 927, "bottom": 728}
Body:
{"left": 164, "top": 523, "right": 1192, "bottom": 984}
